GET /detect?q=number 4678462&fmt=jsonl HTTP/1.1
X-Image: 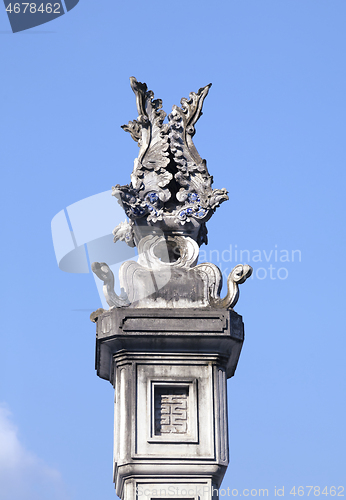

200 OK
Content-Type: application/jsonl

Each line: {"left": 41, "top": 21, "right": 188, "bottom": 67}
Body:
{"left": 6, "top": 3, "right": 61, "bottom": 14}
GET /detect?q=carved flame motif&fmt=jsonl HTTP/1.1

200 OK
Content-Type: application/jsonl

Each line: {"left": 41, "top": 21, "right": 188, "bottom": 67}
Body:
{"left": 91, "top": 78, "right": 252, "bottom": 313}
{"left": 112, "top": 77, "right": 229, "bottom": 248}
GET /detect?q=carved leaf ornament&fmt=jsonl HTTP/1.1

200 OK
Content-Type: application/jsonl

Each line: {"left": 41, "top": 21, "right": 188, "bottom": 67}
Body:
{"left": 112, "top": 77, "right": 228, "bottom": 247}
{"left": 91, "top": 78, "right": 252, "bottom": 312}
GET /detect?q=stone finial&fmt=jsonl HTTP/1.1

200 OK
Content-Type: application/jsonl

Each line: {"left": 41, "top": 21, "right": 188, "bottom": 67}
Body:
{"left": 92, "top": 78, "right": 252, "bottom": 310}
{"left": 112, "top": 77, "right": 228, "bottom": 248}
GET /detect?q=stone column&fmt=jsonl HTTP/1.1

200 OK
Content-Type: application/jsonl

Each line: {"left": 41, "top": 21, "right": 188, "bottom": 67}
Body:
{"left": 93, "top": 308, "right": 245, "bottom": 500}
{"left": 90, "top": 77, "right": 252, "bottom": 500}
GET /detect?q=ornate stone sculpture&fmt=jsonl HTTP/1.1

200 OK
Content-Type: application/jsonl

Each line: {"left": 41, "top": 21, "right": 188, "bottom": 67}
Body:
{"left": 91, "top": 78, "right": 253, "bottom": 500}
{"left": 92, "top": 77, "right": 252, "bottom": 310}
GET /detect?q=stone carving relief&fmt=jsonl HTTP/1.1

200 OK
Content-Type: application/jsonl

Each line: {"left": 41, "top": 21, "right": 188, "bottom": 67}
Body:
{"left": 154, "top": 387, "right": 188, "bottom": 435}
{"left": 113, "top": 77, "right": 228, "bottom": 240}
{"left": 92, "top": 78, "right": 252, "bottom": 310}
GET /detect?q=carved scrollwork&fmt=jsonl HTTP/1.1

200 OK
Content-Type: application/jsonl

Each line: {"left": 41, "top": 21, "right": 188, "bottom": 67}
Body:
{"left": 211, "top": 264, "right": 253, "bottom": 310}
{"left": 136, "top": 235, "right": 200, "bottom": 270}
{"left": 91, "top": 262, "right": 130, "bottom": 308}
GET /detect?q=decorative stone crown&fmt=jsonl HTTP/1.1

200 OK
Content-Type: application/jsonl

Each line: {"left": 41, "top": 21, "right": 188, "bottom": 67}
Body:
{"left": 91, "top": 78, "right": 252, "bottom": 314}
{"left": 112, "top": 77, "right": 228, "bottom": 248}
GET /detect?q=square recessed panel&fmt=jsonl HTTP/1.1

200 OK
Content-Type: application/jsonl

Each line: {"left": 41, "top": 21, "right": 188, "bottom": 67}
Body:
{"left": 135, "top": 363, "right": 214, "bottom": 459}
{"left": 150, "top": 381, "right": 197, "bottom": 443}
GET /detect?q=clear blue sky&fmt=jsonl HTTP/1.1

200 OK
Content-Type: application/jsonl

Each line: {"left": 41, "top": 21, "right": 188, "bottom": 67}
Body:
{"left": 1, "top": 1, "right": 345, "bottom": 499}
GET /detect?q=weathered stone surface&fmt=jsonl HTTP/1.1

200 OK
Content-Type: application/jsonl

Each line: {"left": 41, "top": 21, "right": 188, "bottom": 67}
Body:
{"left": 113, "top": 78, "right": 228, "bottom": 240}
{"left": 91, "top": 79, "right": 252, "bottom": 310}
{"left": 90, "top": 79, "right": 251, "bottom": 500}
{"left": 92, "top": 306, "right": 244, "bottom": 499}
{"left": 95, "top": 308, "right": 244, "bottom": 382}
{"left": 111, "top": 351, "right": 229, "bottom": 498}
